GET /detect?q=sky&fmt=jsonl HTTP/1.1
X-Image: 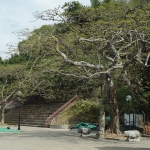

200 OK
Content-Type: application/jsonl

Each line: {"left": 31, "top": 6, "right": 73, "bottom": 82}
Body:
{"left": 0, "top": 0, "right": 91, "bottom": 59}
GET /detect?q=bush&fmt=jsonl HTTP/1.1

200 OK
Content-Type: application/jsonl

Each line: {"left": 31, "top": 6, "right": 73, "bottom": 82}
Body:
{"left": 68, "top": 100, "right": 100, "bottom": 123}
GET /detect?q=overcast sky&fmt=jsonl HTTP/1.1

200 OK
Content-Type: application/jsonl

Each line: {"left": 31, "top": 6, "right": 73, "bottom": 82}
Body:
{"left": 0, "top": 0, "right": 91, "bottom": 59}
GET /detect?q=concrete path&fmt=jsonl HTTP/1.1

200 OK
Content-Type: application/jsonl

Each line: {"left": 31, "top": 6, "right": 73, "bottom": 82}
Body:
{"left": 0, "top": 125, "right": 149, "bottom": 150}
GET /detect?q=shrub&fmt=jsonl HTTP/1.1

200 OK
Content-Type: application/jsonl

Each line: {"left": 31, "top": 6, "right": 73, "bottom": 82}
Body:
{"left": 68, "top": 100, "right": 100, "bottom": 123}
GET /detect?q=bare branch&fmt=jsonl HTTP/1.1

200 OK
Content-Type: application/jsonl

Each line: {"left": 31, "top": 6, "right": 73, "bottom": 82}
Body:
{"left": 110, "top": 43, "right": 120, "bottom": 61}
{"left": 4, "top": 90, "right": 16, "bottom": 102}
{"left": 33, "top": 7, "right": 79, "bottom": 35}
{"left": 122, "top": 72, "right": 131, "bottom": 86}
{"left": 118, "top": 40, "right": 136, "bottom": 52}
{"left": 145, "top": 52, "right": 150, "bottom": 66}
{"left": 79, "top": 37, "right": 106, "bottom": 43}
{"left": 52, "top": 35, "right": 104, "bottom": 70}
{"left": 58, "top": 71, "right": 107, "bottom": 80}
{"left": 33, "top": 7, "right": 63, "bottom": 22}
{"left": 98, "top": 42, "right": 115, "bottom": 62}
{"left": 79, "top": 37, "right": 115, "bottom": 62}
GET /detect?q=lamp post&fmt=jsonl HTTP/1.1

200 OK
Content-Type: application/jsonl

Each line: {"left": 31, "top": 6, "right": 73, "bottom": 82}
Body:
{"left": 126, "top": 95, "right": 132, "bottom": 130}
{"left": 17, "top": 91, "right": 22, "bottom": 130}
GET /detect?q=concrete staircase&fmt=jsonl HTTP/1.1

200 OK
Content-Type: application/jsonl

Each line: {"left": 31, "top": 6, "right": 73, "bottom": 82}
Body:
{"left": 4, "top": 103, "right": 64, "bottom": 127}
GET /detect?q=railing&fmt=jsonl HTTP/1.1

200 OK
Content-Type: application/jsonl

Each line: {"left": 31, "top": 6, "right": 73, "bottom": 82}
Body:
{"left": 45, "top": 95, "right": 77, "bottom": 127}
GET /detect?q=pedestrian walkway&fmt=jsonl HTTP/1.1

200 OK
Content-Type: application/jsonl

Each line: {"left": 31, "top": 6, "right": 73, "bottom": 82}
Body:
{"left": 0, "top": 125, "right": 149, "bottom": 150}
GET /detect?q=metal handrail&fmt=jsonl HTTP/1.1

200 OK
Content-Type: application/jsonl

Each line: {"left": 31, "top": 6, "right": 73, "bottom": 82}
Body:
{"left": 45, "top": 95, "right": 77, "bottom": 127}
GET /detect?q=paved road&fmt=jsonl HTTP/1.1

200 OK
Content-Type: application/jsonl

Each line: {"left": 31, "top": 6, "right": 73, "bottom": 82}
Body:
{"left": 0, "top": 125, "right": 149, "bottom": 150}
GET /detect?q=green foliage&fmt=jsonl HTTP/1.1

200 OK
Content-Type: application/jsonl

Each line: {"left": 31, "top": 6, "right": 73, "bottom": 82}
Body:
{"left": 4, "top": 54, "right": 29, "bottom": 64}
{"left": 90, "top": 0, "right": 101, "bottom": 7}
{"left": 0, "top": 64, "right": 27, "bottom": 101}
{"left": 116, "top": 86, "right": 133, "bottom": 112}
{"left": 18, "top": 25, "right": 56, "bottom": 60}
{"left": 0, "top": 57, "right": 4, "bottom": 65}
{"left": 139, "top": 66, "right": 150, "bottom": 114}
{"left": 68, "top": 100, "right": 100, "bottom": 123}
{"left": 62, "top": 1, "right": 83, "bottom": 12}
{"left": 129, "top": 0, "right": 150, "bottom": 7}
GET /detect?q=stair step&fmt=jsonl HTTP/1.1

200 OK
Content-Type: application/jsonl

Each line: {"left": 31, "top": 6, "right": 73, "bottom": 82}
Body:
{"left": 4, "top": 103, "right": 65, "bottom": 127}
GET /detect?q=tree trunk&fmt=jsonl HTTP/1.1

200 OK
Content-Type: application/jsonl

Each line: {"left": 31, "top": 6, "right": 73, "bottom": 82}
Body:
{"left": 106, "top": 77, "right": 121, "bottom": 134}
{"left": 97, "top": 104, "right": 105, "bottom": 138}
{"left": 108, "top": 101, "right": 120, "bottom": 134}
{"left": 1, "top": 101, "right": 5, "bottom": 124}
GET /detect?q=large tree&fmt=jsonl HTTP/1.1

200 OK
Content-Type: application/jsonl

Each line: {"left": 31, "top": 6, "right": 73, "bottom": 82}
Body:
{"left": 0, "top": 64, "right": 26, "bottom": 123}
{"left": 33, "top": 1, "right": 150, "bottom": 134}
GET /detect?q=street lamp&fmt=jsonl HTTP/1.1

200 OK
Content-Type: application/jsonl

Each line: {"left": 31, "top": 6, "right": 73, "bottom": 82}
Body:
{"left": 126, "top": 95, "right": 132, "bottom": 130}
{"left": 17, "top": 91, "right": 22, "bottom": 130}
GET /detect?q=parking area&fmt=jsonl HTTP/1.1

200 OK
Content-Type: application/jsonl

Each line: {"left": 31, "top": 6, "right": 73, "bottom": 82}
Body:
{"left": 0, "top": 125, "right": 149, "bottom": 150}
